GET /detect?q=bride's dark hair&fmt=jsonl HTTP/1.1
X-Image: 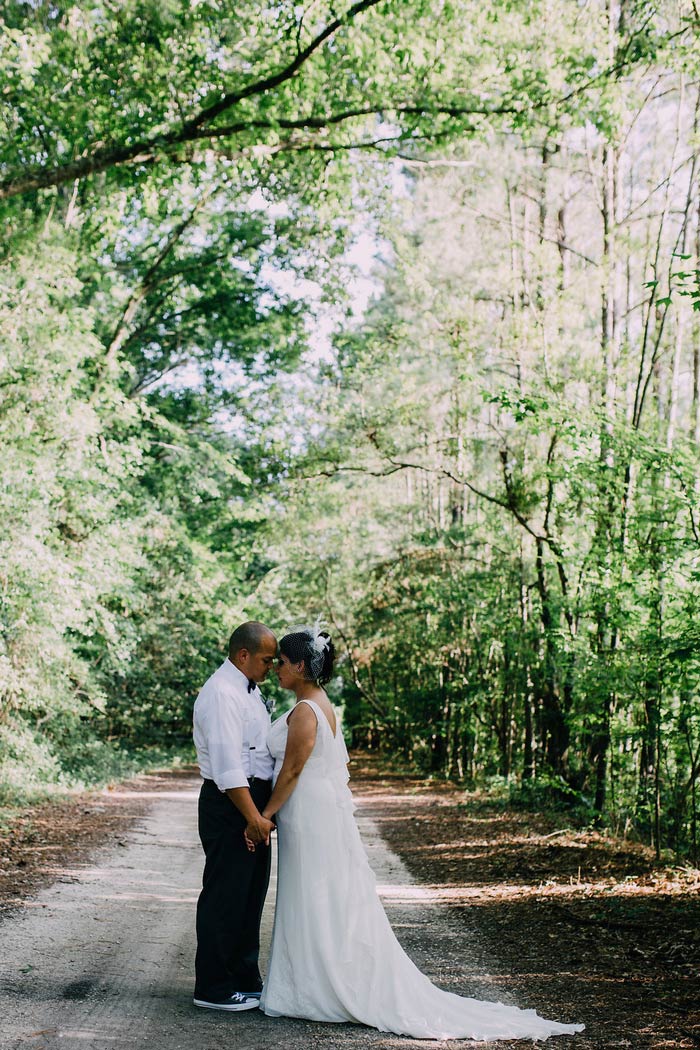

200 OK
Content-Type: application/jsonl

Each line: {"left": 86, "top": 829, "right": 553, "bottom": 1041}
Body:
{"left": 280, "top": 628, "right": 335, "bottom": 686}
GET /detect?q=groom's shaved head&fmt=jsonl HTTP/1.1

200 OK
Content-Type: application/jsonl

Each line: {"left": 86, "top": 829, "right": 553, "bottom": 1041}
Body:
{"left": 228, "top": 621, "right": 276, "bottom": 658}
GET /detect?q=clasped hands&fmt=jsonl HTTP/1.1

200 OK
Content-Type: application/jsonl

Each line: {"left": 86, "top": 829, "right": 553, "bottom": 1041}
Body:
{"left": 244, "top": 813, "right": 275, "bottom": 853}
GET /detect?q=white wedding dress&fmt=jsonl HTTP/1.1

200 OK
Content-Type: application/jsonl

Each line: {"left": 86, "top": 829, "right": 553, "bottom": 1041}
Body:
{"left": 260, "top": 700, "right": 584, "bottom": 1041}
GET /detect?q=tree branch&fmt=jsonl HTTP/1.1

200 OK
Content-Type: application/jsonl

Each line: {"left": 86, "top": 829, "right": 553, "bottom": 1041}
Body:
{"left": 97, "top": 188, "right": 215, "bottom": 385}
{"left": 0, "top": 0, "right": 383, "bottom": 200}
{"left": 182, "top": 0, "right": 384, "bottom": 133}
{"left": 1, "top": 11, "right": 687, "bottom": 201}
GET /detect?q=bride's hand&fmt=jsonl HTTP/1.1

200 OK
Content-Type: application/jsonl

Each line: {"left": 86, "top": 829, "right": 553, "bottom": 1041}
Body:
{"left": 244, "top": 830, "right": 256, "bottom": 853}
{"left": 245, "top": 815, "right": 275, "bottom": 846}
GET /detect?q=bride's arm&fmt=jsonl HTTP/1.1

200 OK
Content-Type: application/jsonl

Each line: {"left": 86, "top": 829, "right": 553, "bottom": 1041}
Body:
{"left": 262, "top": 703, "right": 318, "bottom": 820}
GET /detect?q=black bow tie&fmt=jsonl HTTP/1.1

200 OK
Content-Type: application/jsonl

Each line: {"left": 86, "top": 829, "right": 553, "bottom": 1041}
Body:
{"left": 248, "top": 678, "right": 274, "bottom": 714}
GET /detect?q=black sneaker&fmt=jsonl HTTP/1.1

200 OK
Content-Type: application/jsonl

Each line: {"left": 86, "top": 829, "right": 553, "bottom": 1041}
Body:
{"left": 193, "top": 992, "right": 260, "bottom": 1011}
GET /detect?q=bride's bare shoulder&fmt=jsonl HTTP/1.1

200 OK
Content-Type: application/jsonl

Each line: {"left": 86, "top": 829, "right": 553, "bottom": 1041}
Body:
{"left": 287, "top": 701, "right": 319, "bottom": 724}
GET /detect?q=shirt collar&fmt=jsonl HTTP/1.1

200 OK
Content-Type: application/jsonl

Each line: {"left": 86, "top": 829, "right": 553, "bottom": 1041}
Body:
{"left": 222, "top": 657, "right": 257, "bottom": 694}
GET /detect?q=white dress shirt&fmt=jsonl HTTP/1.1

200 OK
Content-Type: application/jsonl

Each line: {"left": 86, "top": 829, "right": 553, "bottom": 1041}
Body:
{"left": 193, "top": 659, "right": 274, "bottom": 791}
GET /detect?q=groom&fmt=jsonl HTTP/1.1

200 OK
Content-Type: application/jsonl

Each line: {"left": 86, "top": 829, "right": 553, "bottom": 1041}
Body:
{"left": 192, "top": 621, "right": 277, "bottom": 1012}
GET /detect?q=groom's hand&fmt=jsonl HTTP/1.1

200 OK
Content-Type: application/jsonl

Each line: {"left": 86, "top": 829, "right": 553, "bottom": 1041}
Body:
{"left": 224, "top": 787, "right": 274, "bottom": 848}
{"left": 245, "top": 815, "right": 274, "bottom": 846}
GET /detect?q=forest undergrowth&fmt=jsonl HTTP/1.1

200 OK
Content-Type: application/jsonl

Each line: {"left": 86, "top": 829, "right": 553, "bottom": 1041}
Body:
{"left": 353, "top": 754, "right": 700, "bottom": 1050}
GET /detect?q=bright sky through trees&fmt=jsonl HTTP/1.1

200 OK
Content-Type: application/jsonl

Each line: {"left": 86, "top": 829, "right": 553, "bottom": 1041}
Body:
{"left": 1, "top": 0, "right": 699, "bottom": 860}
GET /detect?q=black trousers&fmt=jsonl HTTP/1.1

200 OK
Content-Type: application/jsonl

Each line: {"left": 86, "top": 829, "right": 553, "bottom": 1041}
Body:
{"left": 194, "top": 778, "right": 272, "bottom": 1001}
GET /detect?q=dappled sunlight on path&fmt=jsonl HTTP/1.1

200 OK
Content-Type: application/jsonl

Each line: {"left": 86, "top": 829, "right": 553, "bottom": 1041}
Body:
{"left": 0, "top": 758, "right": 697, "bottom": 1048}
{"left": 350, "top": 756, "right": 700, "bottom": 1049}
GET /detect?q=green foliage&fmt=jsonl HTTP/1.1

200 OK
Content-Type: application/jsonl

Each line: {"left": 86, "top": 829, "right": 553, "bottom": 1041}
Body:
{"left": 509, "top": 772, "right": 595, "bottom": 817}
{"left": 2, "top": 0, "right": 698, "bottom": 862}
{"left": 248, "top": 17, "right": 700, "bottom": 860}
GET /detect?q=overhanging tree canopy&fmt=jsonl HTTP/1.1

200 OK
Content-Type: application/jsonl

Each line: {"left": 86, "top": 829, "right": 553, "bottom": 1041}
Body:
{"left": 0, "top": 0, "right": 678, "bottom": 201}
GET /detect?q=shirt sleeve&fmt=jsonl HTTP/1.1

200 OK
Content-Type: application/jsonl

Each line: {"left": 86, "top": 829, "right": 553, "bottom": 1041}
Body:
{"left": 206, "top": 690, "right": 248, "bottom": 791}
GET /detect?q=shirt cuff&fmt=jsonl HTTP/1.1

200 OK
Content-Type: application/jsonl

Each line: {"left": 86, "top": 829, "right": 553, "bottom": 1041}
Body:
{"left": 214, "top": 767, "right": 248, "bottom": 791}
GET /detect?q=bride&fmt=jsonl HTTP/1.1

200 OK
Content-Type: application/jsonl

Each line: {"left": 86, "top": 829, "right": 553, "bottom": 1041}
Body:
{"left": 257, "top": 625, "right": 584, "bottom": 1041}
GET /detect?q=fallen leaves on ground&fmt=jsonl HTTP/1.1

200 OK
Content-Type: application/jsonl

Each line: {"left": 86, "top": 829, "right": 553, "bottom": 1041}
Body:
{"left": 349, "top": 754, "right": 700, "bottom": 1050}
{"left": 0, "top": 770, "right": 189, "bottom": 916}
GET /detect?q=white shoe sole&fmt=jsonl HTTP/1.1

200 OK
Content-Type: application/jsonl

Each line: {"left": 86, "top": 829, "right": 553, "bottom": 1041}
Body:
{"left": 193, "top": 997, "right": 260, "bottom": 1012}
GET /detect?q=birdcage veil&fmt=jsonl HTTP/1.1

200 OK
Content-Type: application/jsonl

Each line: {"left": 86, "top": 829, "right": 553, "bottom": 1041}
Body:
{"left": 284, "top": 619, "right": 330, "bottom": 681}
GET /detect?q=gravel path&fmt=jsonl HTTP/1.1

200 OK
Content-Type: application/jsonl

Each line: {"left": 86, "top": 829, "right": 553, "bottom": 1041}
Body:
{"left": 0, "top": 775, "right": 517, "bottom": 1050}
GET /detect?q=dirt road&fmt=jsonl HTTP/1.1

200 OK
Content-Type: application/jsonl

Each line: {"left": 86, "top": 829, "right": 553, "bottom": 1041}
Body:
{"left": 0, "top": 775, "right": 521, "bottom": 1050}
